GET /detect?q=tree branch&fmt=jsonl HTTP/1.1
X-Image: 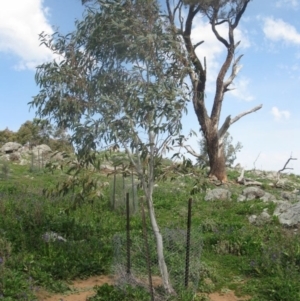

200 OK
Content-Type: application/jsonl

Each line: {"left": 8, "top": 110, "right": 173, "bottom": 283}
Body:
{"left": 218, "top": 105, "right": 263, "bottom": 139}
{"left": 223, "top": 54, "right": 243, "bottom": 90}
{"left": 230, "top": 104, "right": 263, "bottom": 126}
{"left": 233, "top": 0, "right": 251, "bottom": 29}
{"left": 278, "top": 155, "right": 297, "bottom": 174}
{"left": 253, "top": 152, "right": 261, "bottom": 170}
{"left": 218, "top": 115, "right": 231, "bottom": 140}
{"left": 210, "top": 8, "right": 229, "bottom": 48}
{"left": 276, "top": 154, "right": 297, "bottom": 185}
{"left": 181, "top": 144, "right": 200, "bottom": 159}
{"left": 193, "top": 40, "right": 204, "bottom": 50}
{"left": 183, "top": 5, "right": 203, "bottom": 74}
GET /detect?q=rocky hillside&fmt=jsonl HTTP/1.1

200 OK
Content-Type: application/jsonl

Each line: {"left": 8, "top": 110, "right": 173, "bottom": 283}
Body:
{"left": 203, "top": 167, "right": 300, "bottom": 227}
{"left": 0, "top": 141, "right": 64, "bottom": 166}
{"left": 2, "top": 140, "right": 300, "bottom": 228}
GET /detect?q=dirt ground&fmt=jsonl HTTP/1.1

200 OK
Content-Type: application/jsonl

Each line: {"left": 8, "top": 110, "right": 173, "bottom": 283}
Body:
{"left": 208, "top": 291, "right": 250, "bottom": 301}
{"left": 35, "top": 275, "right": 114, "bottom": 301}
{"left": 35, "top": 275, "right": 250, "bottom": 301}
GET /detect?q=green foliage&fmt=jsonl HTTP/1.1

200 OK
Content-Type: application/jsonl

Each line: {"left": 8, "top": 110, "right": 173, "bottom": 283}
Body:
{"left": 30, "top": 1, "right": 190, "bottom": 293}
{"left": 1, "top": 119, "right": 73, "bottom": 154}
{"left": 16, "top": 119, "right": 74, "bottom": 152}
{"left": 30, "top": 0, "right": 188, "bottom": 156}
{"left": 0, "top": 128, "right": 16, "bottom": 147}
{"left": 15, "top": 120, "right": 41, "bottom": 146}
{"left": 1, "top": 162, "right": 300, "bottom": 300}
{"left": 0, "top": 160, "right": 10, "bottom": 180}
{"left": 44, "top": 152, "right": 109, "bottom": 209}
{"left": 0, "top": 163, "right": 121, "bottom": 299}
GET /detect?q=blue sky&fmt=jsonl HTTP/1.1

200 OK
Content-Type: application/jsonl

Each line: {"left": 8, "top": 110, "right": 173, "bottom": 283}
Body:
{"left": 0, "top": 0, "right": 299, "bottom": 174}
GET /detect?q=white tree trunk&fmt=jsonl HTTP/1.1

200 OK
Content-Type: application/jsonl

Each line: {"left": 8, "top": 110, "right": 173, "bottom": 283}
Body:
{"left": 147, "top": 192, "right": 175, "bottom": 294}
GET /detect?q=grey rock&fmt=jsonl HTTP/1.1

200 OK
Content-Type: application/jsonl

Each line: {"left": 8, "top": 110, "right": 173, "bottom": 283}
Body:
{"left": 50, "top": 151, "right": 65, "bottom": 162}
{"left": 205, "top": 188, "right": 232, "bottom": 201}
{"left": 251, "top": 170, "right": 263, "bottom": 176}
{"left": 275, "top": 178, "right": 290, "bottom": 188}
{"left": 281, "top": 192, "right": 300, "bottom": 202}
{"left": 243, "top": 187, "right": 265, "bottom": 200}
{"left": 1, "top": 142, "right": 22, "bottom": 154}
{"left": 265, "top": 171, "right": 278, "bottom": 180}
{"left": 260, "top": 192, "right": 276, "bottom": 202}
{"left": 273, "top": 201, "right": 300, "bottom": 226}
{"left": 248, "top": 215, "right": 257, "bottom": 224}
{"left": 249, "top": 209, "right": 271, "bottom": 225}
{"left": 42, "top": 231, "right": 67, "bottom": 243}
{"left": 32, "top": 144, "right": 52, "bottom": 156}
{"left": 237, "top": 195, "right": 246, "bottom": 202}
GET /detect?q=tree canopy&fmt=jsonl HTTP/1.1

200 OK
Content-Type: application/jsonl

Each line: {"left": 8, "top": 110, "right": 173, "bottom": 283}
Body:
{"left": 30, "top": 0, "right": 189, "bottom": 293}
{"left": 29, "top": 0, "right": 259, "bottom": 292}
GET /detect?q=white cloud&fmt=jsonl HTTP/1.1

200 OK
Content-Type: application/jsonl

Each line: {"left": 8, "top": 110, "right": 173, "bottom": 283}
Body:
{"left": 263, "top": 17, "right": 300, "bottom": 45}
{"left": 191, "top": 17, "right": 250, "bottom": 92}
{"left": 275, "top": 0, "right": 299, "bottom": 9}
{"left": 228, "top": 77, "right": 254, "bottom": 102}
{"left": 271, "top": 106, "right": 291, "bottom": 121}
{"left": 0, "top": 0, "right": 55, "bottom": 70}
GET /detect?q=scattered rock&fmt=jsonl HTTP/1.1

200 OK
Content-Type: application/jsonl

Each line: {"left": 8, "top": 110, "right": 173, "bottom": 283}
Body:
{"left": 1, "top": 142, "right": 22, "bottom": 154}
{"left": 281, "top": 191, "right": 300, "bottom": 202}
{"left": 249, "top": 209, "right": 271, "bottom": 225}
{"left": 242, "top": 187, "right": 265, "bottom": 200}
{"left": 264, "top": 171, "right": 278, "bottom": 180}
{"left": 42, "top": 231, "right": 67, "bottom": 243}
{"left": 260, "top": 192, "right": 276, "bottom": 202}
{"left": 274, "top": 201, "right": 300, "bottom": 226}
{"left": 205, "top": 188, "right": 232, "bottom": 201}
{"left": 275, "top": 179, "right": 285, "bottom": 188}
{"left": 248, "top": 215, "right": 257, "bottom": 224}
{"left": 50, "top": 151, "right": 65, "bottom": 162}
{"left": 237, "top": 195, "right": 246, "bottom": 202}
{"left": 32, "top": 144, "right": 52, "bottom": 156}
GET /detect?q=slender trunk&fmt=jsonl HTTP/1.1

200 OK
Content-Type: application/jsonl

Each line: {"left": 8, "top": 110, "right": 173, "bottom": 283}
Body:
{"left": 147, "top": 191, "right": 175, "bottom": 294}
{"left": 141, "top": 151, "right": 174, "bottom": 294}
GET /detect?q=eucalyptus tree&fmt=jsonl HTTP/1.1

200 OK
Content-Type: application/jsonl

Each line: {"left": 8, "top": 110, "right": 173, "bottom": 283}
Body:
{"left": 31, "top": 0, "right": 187, "bottom": 293}
{"left": 166, "top": 0, "right": 262, "bottom": 181}
{"left": 197, "top": 132, "right": 242, "bottom": 168}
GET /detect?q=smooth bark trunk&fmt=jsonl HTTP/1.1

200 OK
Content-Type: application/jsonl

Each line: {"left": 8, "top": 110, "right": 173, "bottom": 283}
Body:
{"left": 147, "top": 193, "right": 175, "bottom": 294}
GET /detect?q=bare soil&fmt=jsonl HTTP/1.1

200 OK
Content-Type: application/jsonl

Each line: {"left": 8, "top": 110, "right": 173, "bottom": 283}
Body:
{"left": 35, "top": 275, "right": 113, "bottom": 301}
{"left": 35, "top": 275, "right": 250, "bottom": 301}
{"left": 208, "top": 290, "right": 251, "bottom": 301}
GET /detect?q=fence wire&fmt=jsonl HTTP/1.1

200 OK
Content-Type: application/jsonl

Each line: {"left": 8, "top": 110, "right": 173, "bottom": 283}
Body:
{"left": 110, "top": 174, "right": 138, "bottom": 214}
{"left": 112, "top": 226, "right": 202, "bottom": 300}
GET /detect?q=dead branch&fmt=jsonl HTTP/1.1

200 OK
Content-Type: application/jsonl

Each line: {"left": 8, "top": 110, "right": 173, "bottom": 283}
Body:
{"left": 193, "top": 40, "right": 204, "bottom": 50}
{"left": 253, "top": 152, "right": 261, "bottom": 171}
{"left": 218, "top": 105, "right": 263, "bottom": 139}
{"left": 223, "top": 54, "right": 243, "bottom": 90}
{"left": 236, "top": 168, "right": 262, "bottom": 186}
{"left": 230, "top": 104, "right": 263, "bottom": 126}
{"left": 244, "top": 180, "right": 262, "bottom": 186}
{"left": 276, "top": 155, "right": 297, "bottom": 183}
{"left": 237, "top": 168, "right": 245, "bottom": 184}
{"left": 182, "top": 144, "right": 200, "bottom": 159}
